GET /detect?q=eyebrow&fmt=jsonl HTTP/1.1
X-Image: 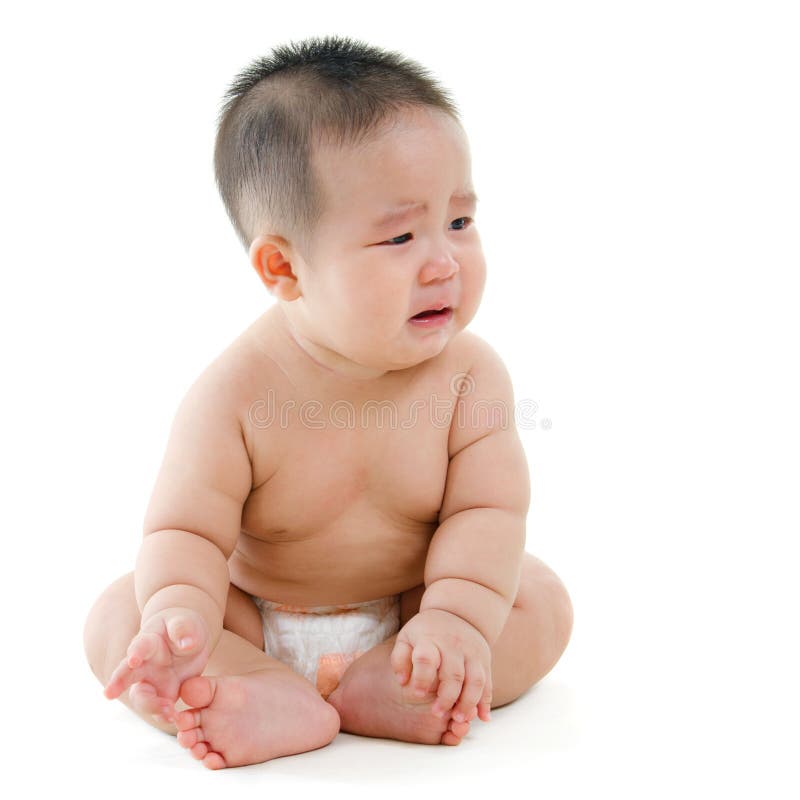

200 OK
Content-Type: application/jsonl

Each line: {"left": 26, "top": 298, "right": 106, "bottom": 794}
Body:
{"left": 371, "top": 190, "right": 479, "bottom": 229}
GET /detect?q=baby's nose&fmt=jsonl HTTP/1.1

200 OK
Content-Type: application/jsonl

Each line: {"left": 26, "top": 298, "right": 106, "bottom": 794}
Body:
{"left": 420, "top": 251, "right": 459, "bottom": 283}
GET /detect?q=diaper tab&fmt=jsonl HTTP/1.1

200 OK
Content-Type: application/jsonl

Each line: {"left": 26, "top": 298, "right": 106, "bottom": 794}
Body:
{"left": 316, "top": 651, "right": 366, "bottom": 699}
{"left": 252, "top": 594, "right": 401, "bottom": 698}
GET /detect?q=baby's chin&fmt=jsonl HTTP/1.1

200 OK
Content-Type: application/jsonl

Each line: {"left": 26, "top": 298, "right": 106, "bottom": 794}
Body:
{"left": 341, "top": 315, "right": 464, "bottom": 373}
{"left": 344, "top": 344, "right": 436, "bottom": 375}
{"left": 387, "top": 332, "right": 460, "bottom": 371}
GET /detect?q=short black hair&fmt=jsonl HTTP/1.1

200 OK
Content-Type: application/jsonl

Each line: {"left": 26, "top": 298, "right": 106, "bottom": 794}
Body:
{"left": 214, "top": 35, "right": 460, "bottom": 257}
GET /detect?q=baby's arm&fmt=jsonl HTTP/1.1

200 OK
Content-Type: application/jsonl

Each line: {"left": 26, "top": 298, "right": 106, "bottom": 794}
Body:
{"left": 104, "top": 366, "right": 252, "bottom": 716}
{"left": 422, "top": 339, "right": 529, "bottom": 642}
{"left": 391, "top": 337, "right": 529, "bottom": 720}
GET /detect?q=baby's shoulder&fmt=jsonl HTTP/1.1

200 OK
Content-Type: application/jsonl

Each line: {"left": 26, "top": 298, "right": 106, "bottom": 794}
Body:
{"left": 177, "top": 323, "right": 280, "bottom": 421}
{"left": 441, "top": 329, "right": 516, "bottom": 410}
{"left": 445, "top": 328, "right": 509, "bottom": 377}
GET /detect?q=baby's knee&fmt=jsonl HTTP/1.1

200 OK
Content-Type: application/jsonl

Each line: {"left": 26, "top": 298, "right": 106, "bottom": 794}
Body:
{"left": 548, "top": 578, "right": 574, "bottom": 660}
{"left": 517, "top": 557, "right": 574, "bottom": 664}
{"left": 532, "top": 567, "right": 573, "bottom": 647}
{"left": 83, "top": 571, "right": 139, "bottom": 679}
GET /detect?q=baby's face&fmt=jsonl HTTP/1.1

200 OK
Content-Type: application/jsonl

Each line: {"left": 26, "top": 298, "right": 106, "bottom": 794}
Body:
{"left": 287, "top": 107, "right": 486, "bottom": 375}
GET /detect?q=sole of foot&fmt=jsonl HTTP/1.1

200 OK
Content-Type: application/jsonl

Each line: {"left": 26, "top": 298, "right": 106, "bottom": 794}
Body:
{"left": 327, "top": 650, "right": 477, "bottom": 746}
{"left": 173, "top": 668, "right": 340, "bottom": 769}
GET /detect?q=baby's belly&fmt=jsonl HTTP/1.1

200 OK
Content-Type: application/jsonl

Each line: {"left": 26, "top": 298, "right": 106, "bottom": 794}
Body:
{"left": 228, "top": 523, "right": 433, "bottom": 606}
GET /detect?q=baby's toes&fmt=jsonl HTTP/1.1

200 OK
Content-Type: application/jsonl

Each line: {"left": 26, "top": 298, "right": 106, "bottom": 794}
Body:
{"left": 175, "top": 706, "right": 206, "bottom": 750}
{"left": 175, "top": 708, "right": 202, "bottom": 732}
{"left": 190, "top": 740, "right": 209, "bottom": 760}
{"left": 174, "top": 693, "right": 217, "bottom": 758}
{"left": 176, "top": 724, "right": 205, "bottom": 749}
{"left": 189, "top": 740, "right": 227, "bottom": 770}
{"left": 179, "top": 675, "right": 216, "bottom": 709}
{"left": 441, "top": 717, "right": 471, "bottom": 746}
{"left": 201, "top": 752, "right": 227, "bottom": 770}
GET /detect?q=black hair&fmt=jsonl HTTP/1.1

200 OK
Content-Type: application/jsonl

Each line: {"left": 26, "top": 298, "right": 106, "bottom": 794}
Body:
{"left": 214, "top": 35, "right": 460, "bottom": 256}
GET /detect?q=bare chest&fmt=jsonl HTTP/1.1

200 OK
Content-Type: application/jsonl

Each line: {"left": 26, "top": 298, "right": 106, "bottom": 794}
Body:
{"left": 230, "top": 369, "right": 460, "bottom": 604}
{"left": 242, "top": 391, "right": 452, "bottom": 538}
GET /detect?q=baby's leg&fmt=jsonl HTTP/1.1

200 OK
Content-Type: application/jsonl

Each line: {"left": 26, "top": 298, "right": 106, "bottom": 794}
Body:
{"left": 398, "top": 553, "right": 573, "bottom": 707}
{"left": 84, "top": 572, "right": 340, "bottom": 768}
{"left": 328, "top": 553, "right": 573, "bottom": 743}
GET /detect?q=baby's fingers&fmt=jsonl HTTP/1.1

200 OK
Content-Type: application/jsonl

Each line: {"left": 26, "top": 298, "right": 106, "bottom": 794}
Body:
{"left": 430, "top": 652, "right": 466, "bottom": 718}
{"left": 164, "top": 614, "right": 204, "bottom": 656}
{"left": 103, "top": 632, "right": 163, "bottom": 699}
{"left": 474, "top": 672, "right": 493, "bottom": 722}
{"left": 389, "top": 639, "right": 413, "bottom": 686}
{"left": 104, "top": 657, "right": 145, "bottom": 699}
{"left": 125, "top": 631, "right": 161, "bottom": 669}
{"left": 451, "top": 660, "right": 487, "bottom": 723}
{"left": 408, "top": 640, "right": 441, "bottom": 697}
{"left": 129, "top": 682, "right": 176, "bottom": 723}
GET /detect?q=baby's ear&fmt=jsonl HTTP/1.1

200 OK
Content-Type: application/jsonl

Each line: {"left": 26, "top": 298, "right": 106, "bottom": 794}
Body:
{"left": 249, "top": 235, "right": 301, "bottom": 301}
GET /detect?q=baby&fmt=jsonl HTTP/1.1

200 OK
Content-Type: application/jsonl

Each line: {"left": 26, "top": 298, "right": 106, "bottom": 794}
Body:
{"left": 84, "top": 35, "right": 573, "bottom": 770}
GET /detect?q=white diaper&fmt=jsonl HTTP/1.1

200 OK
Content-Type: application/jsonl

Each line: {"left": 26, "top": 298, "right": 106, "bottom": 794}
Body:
{"left": 251, "top": 594, "right": 401, "bottom": 699}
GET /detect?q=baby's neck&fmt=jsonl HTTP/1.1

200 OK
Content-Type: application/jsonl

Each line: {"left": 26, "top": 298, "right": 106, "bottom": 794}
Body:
{"left": 259, "top": 305, "right": 416, "bottom": 391}
{"left": 283, "top": 315, "right": 386, "bottom": 381}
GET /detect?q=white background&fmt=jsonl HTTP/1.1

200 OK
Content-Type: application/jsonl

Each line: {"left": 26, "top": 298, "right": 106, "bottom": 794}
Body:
{"left": 2, "top": 1, "right": 798, "bottom": 797}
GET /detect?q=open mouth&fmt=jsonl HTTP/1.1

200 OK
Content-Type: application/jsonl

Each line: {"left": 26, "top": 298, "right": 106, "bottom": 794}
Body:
{"left": 411, "top": 306, "right": 451, "bottom": 320}
{"left": 408, "top": 306, "right": 454, "bottom": 328}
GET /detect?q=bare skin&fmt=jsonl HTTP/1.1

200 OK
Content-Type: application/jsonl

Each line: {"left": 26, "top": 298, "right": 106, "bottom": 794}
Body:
{"left": 88, "top": 551, "right": 572, "bottom": 765}
{"left": 93, "top": 575, "right": 344, "bottom": 768}
{"left": 96, "top": 309, "right": 489, "bottom": 763}
{"left": 92, "top": 572, "right": 478, "bottom": 767}
{"left": 88, "top": 107, "right": 572, "bottom": 768}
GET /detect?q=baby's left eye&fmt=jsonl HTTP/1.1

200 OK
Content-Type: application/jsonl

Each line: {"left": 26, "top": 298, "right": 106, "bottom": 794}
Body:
{"left": 450, "top": 216, "right": 473, "bottom": 231}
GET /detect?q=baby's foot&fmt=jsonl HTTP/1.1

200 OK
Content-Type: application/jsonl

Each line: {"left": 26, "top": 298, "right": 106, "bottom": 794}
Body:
{"left": 327, "top": 642, "right": 476, "bottom": 746}
{"left": 174, "top": 668, "right": 340, "bottom": 769}
{"left": 103, "top": 607, "right": 211, "bottom": 722}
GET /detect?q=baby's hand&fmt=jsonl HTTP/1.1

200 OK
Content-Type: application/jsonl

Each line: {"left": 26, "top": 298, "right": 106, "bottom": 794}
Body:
{"left": 390, "top": 608, "right": 492, "bottom": 724}
{"left": 103, "top": 607, "right": 212, "bottom": 724}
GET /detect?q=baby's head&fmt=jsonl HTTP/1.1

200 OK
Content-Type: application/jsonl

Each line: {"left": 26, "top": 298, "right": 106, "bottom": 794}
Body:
{"left": 215, "top": 36, "right": 486, "bottom": 376}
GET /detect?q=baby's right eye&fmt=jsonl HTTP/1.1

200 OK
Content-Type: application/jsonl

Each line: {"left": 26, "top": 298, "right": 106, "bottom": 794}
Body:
{"left": 381, "top": 232, "right": 413, "bottom": 246}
